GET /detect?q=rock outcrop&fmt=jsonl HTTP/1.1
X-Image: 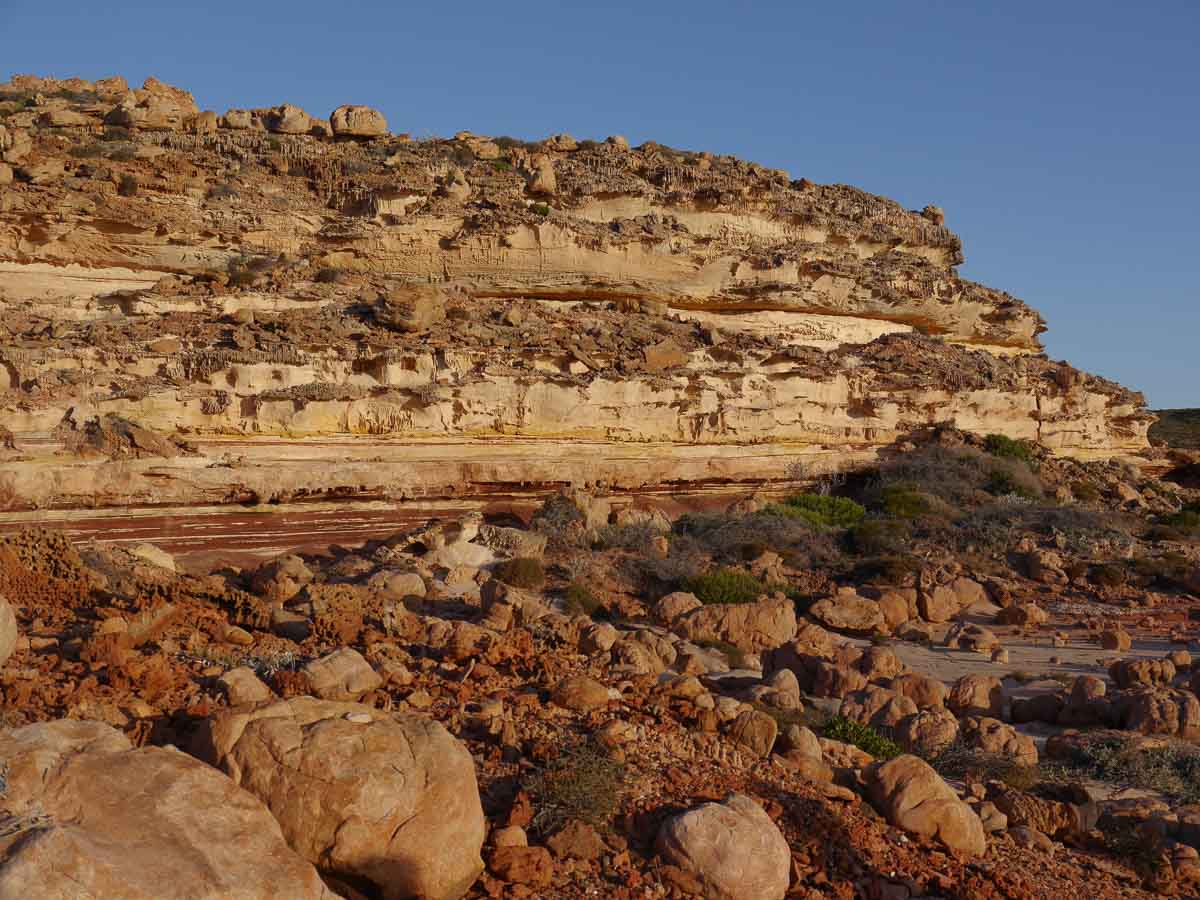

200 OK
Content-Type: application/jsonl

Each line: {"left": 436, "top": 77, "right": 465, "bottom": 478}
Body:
{"left": 0, "top": 73, "right": 1151, "bottom": 517}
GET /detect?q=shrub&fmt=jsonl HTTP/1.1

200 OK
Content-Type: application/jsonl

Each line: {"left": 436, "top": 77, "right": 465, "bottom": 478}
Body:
{"left": 879, "top": 483, "right": 943, "bottom": 519}
{"left": 984, "top": 466, "right": 1042, "bottom": 499}
{"left": 984, "top": 433, "right": 1037, "bottom": 467}
{"left": 766, "top": 494, "right": 866, "bottom": 528}
{"left": 117, "top": 174, "right": 139, "bottom": 197}
{"left": 671, "top": 511, "right": 842, "bottom": 570}
{"left": 683, "top": 568, "right": 765, "bottom": 605}
{"left": 491, "top": 160, "right": 512, "bottom": 171}
{"left": 530, "top": 202, "right": 551, "bottom": 216}
{"left": 527, "top": 742, "right": 626, "bottom": 833}
{"left": 847, "top": 519, "right": 911, "bottom": 555}
{"left": 820, "top": 716, "right": 902, "bottom": 760}
{"left": 69, "top": 142, "right": 105, "bottom": 159}
{"left": 1130, "top": 553, "right": 1194, "bottom": 590}
{"left": 314, "top": 267, "right": 345, "bottom": 284}
{"left": 563, "top": 581, "right": 603, "bottom": 617}
{"left": 591, "top": 522, "right": 655, "bottom": 552}
{"left": 926, "top": 741, "right": 1040, "bottom": 790}
{"left": 1071, "top": 480, "right": 1101, "bottom": 503}
{"left": 207, "top": 183, "right": 240, "bottom": 201}
{"left": 495, "top": 557, "right": 545, "bottom": 589}
{"left": 853, "top": 554, "right": 921, "bottom": 584}
{"left": 1050, "top": 734, "right": 1200, "bottom": 804}
{"left": 1090, "top": 563, "right": 1127, "bottom": 588}
{"left": 1159, "top": 508, "right": 1200, "bottom": 539}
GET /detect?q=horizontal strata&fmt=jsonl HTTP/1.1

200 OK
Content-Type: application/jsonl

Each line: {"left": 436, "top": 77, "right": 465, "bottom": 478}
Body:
{"left": 0, "top": 74, "right": 1150, "bottom": 512}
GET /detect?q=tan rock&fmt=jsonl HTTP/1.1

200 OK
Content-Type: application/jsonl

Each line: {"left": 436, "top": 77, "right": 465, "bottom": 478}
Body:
{"left": 895, "top": 707, "right": 960, "bottom": 754}
{"left": 199, "top": 697, "right": 486, "bottom": 900}
{"left": 890, "top": 672, "right": 947, "bottom": 709}
{"left": 303, "top": 648, "right": 382, "bottom": 701}
{"left": 809, "top": 590, "right": 883, "bottom": 633}
{"left": 0, "top": 595, "right": 18, "bottom": 667}
{"left": 675, "top": 596, "right": 797, "bottom": 653}
{"left": 552, "top": 674, "right": 611, "bottom": 711}
{"left": 656, "top": 794, "right": 791, "bottom": 900}
{"left": 947, "top": 674, "right": 1004, "bottom": 718}
{"left": 866, "top": 755, "right": 987, "bottom": 856}
{"left": 960, "top": 716, "right": 1038, "bottom": 766}
{"left": 1101, "top": 628, "right": 1133, "bottom": 651}
{"left": 218, "top": 666, "right": 273, "bottom": 705}
{"left": 0, "top": 719, "right": 333, "bottom": 899}
{"left": 330, "top": 104, "right": 388, "bottom": 137}
{"left": 728, "top": 709, "right": 778, "bottom": 757}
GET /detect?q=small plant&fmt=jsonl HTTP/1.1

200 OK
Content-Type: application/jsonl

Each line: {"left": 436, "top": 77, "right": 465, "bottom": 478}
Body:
{"left": 1090, "top": 563, "right": 1127, "bottom": 588}
{"left": 491, "top": 160, "right": 512, "bottom": 171}
{"left": 1049, "top": 734, "right": 1200, "bottom": 805}
{"left": 563, "top": 581, "right": 602, "bottom": 617}
{"left": 926, "top": 741, "right": 1040, "bottom": 790}
{"left": 591, "top": 522, "right": 655, "bottom": 552}
{"left": 314, "top": 267, "right": 345, "bottom": 284}
{"left": 682, "top": 568, "right": 765, "bottom": 605}
{"left": 847, "top": 519, "right": 911, "bottom": 555}
{"left": 879, "top": 484, "right": 940, "bottom": 519}
{"left": 495, "top": 556, "right": 546, "bottom": 589}
{"left": 529, "top": 202, "right": 551, "bottom": 217}
{"left": 117, "top": 174, "right": 139, "bottom": 197}
{"left": 984, "top": 433, "right": 1037, "bottom": 467}
{"left": 526, "top": 741, "right": 626, "bottom": 834}
{"left": 985, "top": 468, "right": 1040, "bottom": 499}
{"left": 207, "top": 183, "right": 240, "bottom": 201}
{"left": 853, "top": 554, "right": 921, "bottom": 584}
{"left": 1071, "top": 480, "right": 1101, "bottom": 503}
{"left": 820, "top": 715, "right": 903, "bottom": 759}
{"left": 766, "top": 493, "right": 866, "bottom": 528}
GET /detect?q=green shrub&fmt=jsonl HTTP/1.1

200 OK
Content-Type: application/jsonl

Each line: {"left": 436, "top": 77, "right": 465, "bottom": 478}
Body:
{"left": 491, "top": 160, "right": 512, "bottom": 171}
{"left": 530, "top": 202, "right": 551, "bottom": 216}
{"left": 495, "top": 556, "right": 546, "bottom": 589}
{"left": 820, "top": 715, "right": 902, "bottom": 759}
{"left": 117, "top": 174, "right": 139, "bottom": 197}
{"left": 671, "top": 511, "right": 842, "bottom": 570}
{"left": 527, "top": 742, "right": 626, "bottom": 833}
{"left": 1050, "top": 734, "right": 1200, "bottom": 805}
{"left": 1159, "top": 508, "right": 1200, "bottom": 539}
{"left": 563, "top": 581, "right": 602, "bottom": 617}
{"left": 879, "top": 484, "right": 941, "bottom": 518}
{"left": 853, "top": 554, "right": 921, "bottom": 584}
{"left": 683, "top": 568, "right": 765, "bottom": 605}
{"left": 1071, "top": 480, "right": 1101, "bottom": 503}
{"left": 765, "top": 494, "right": 866, "bottom": 528}
{"left": 591, "top": 523, "right": 655, "bottom": 552}
{"left": 985, "top": 467, "right": 1041, "bottom": 499}
{"left": 847, "top": 519, "right": 911, "bottom": 555}
{"left": 1090, "top": 563, "right": 1127, "bottom": 588}
{"left": 984, "top": 433, "right": 1037, "bottom": 467}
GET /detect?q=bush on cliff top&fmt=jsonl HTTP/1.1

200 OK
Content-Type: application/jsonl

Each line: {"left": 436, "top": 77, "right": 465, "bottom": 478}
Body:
{"left": 765, "top": 493, "right": 866, "bottom": 529}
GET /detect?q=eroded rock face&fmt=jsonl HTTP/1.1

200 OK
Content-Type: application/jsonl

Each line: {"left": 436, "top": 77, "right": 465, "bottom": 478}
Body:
{"left": 0, "top": 719, "right": 333, "bottom": 900}
{"left": 656, "top": 794, "right": 792, "bottom": 900}
{"left": 674, "top": 596, "right": 797, "bottom": 653}
{"left": 198, "top": 697, "right": 486, "bottom": 900}
{"left": 0, "top": 71, "right": 1151, "bottom": 515}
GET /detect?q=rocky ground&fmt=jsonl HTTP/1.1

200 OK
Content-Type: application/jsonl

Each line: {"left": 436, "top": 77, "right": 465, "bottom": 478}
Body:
{"left": 1, "top": 425, "right": 1199, "bottom": 898}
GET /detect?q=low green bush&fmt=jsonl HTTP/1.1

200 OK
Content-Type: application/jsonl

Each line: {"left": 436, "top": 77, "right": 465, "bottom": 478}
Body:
{"left": 530, "top": 202, "right": 551, "bottom": 216}
{"left": 563, "top": 581, "right": 602, "bottom": 617}
{"left": 820, "top": 715, "right": 902, "bottom": 759}
{"left": 495, "top": 556, "right": 546, "bottom": 589}
{"left": 1050, "top": 734, "right": 1200, "bottom": 804}
{"left": 765, "top": 493, "right": 866, "bottom": 528}
{"left": 683, "top": 568, "right": 765, "bottom": 605}
{"left": 984, "top": 433, "right": 1037, "bottom": 467}
{"left": 527, "top": 742, "right": 626, "bottom": 833}
{"left": 847, "top": 519, "right": 911, "bottom": 555}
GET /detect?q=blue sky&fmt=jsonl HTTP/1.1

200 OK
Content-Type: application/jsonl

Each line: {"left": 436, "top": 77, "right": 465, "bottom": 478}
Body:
{"left": 4, "top": 0, "right": 1197, "bottom": 407}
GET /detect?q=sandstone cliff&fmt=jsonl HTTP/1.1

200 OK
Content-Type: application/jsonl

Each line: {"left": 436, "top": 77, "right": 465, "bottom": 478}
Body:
{"left": 0, "top": 74, "right": 1151, "bottom": 511}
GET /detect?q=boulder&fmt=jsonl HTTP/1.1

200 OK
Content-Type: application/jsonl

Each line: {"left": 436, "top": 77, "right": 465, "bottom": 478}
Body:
{"left": 1119, "top": 687, "right": 1200, "bottom": 737}
{"left": 960, "top": 716, "right": 1038, "bottom": 766}
{"left": 218, "top": 666, "right": 273, "bottom": 705}
{"left": 947, "top": 674, "right": 1004, "bottom": 718}
{"left": 527, "top": 155, "right": 556, "bottom": 194}
{"left": 551, "top": 674, "right": 611, "bottom": 711}
{"left": 1101, "top": 628, "right": 1133, "bottom": 651}
{"left": 991, "top": 785, "right": 1098, "bottom": 839}
{"left": 889, "top": 672, "right": 947, "bottom": 709}
{"left": 330, "top": 104, "right": 388, "bottom": 137}
{"left": 865, "top": 755, "right": 987, "bottom": 857}
{"left": 0, "top": 720, "right": 333, "bottom": 899}
{"left": 811, "top": 661, "right": 868, "bottom": 699}
{"left": 198, "top": 697, "right": 486, "bottom": 900}
{"left": 919, "top": 578, "right": 985, "bottom": 622}
{"left": 655, "top": 794, "right": 791, "bottom": 900}
{"left": 857, "top": 645, "right": 904, "bottom": 681}
{"left": 1109, "top": 657, "right": 1176, "bottom": 688}
{"left": 727, "top": 709, "right": 778, "bottom": 757}
{"left": 302, "top": 648, "right": 382, "bottom": 701}
{"left": 250, "top": 553, "right": 313, "bottom": 603}
{"left": 809, "top": 590, "right": 883, "bottom": 633}
{"left": 840, "top": 686, "right": 917, "bottom": 731}
{"left": 995, "top": 602, "right": 1048, "bottom": 627}
{"left": 653, "top": 590, "right": 702, "bottom": 623}
{"left": 894, "top": 707, "right": 960, "bottom": 754}
{"left": 267, "top": 103, "right": 319, "bottom": 134}
{"left": 0, "top": 595, "right": 17, "bottom": 667}
{"left": 674, "top": 596, "right": 797, "bottom": 653}
{"left": 943, "top": 621, "right": 1000, "bottom": 653}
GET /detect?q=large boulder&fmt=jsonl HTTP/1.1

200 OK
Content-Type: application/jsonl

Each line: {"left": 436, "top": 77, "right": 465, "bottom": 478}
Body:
{"left": 1109, "top": 657, "right": 1176, "bottom": 688}
{"left": 839, "top": 686, "right": 917, "bottom": 731}
{"left": 0, "top": 720, "right": 333, "bottom": 899}
{"left": 674, "top": 596, "right": 797, "bottom": 653}
{"left": 947, "top": 674, "right": 1004, "bottom": 718}
{"left": 889, "top": 672, "right": 947, "bottom": 709}
{"left": 894, "top": 707, "right": 960, "bottom": 754}
{"left": 302, "top": 648, "right": 382, "bottom": 701}
{"left": 990, "top": 785, "right": 1098, "bottom": 839}
{"left": 198, "top": 697, "right": 486, "bottom": 900}
{"left": 866, "top": 755, "right": 987, "bottom": 857}
{"left": 919, "top": 577, "right": 986, "bottom": 623}
{"left": 329, "top": 104, "right": 388, "bottom": 137}
{"left": 808, "top": 589, "right": 882, "bottom": 633}
{"left": 1118, "top": 687, "right": 1200, "bottom": 737}
{"left": 656, "top": 794, "right": 791, "bottom": 900}
{"left": 960, "top": 716, "right": 1038, "bottom": 766}
{"left": 376, "top": 284, "right": 447, "bottom": 333}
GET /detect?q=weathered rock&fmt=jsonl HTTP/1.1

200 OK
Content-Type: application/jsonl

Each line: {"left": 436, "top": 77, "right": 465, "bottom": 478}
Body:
{"left": 654, "top": 590, "right": 702, "bottom": 623}
{"left": 866, "top": 755, "right": 987, "bottom": 857}
{"left": 1119, "top": 687, "right": 1200, "bottom": 737}
{"left": 811, "top": 661, "right": 869, "bottom": 699}
{"left": 674, "top": 596, "right": 797, "bottom": 653}
{"left": 1101, "top": 628, "right": 1133, "bottom": 651}
{"left": 943, "top": 621, "right": 1000, "bottom": 653}
{"left": 377, "top": 284, "right": 447, "bottom": 333}
{"left": 960, "top": 716, "right": 1038, "bottom": 766}
{"left": 488, "top": 846, "right": 553, "bottom": 886}
{"left": 728, "top": 709, "right": 778, "bottom": 757}
{"left": 0, "top": 595, "right": 18, "bottom": 667}
{"left": 809, "top": 590, "right": 883, "bottom": 633}
{"left": 218, "top": 666, "right": 274, "bottom": 705}
{"left": 330, "top": 104, "right": 388, "bottom": 137}
{"left": 0, "top": 720, "right": 333, "bottom": 899}
{"left": 547, "top": 820, "right": 604, "bottom": 861}
{"left": 655, "top": 794, "right": 791, "bottom": 900}
{"left": 552, "top": 674, "right": 611, "bottom": 711}
{"left": 947, "top": 674, "right": 1004, "bottom": 718}
{"left": 1110, "top": 657, "right": 1176, "bottom": 688}
{"left": 840, "top": 686, "right": 918, "bottom": 731}
{"left": 199, "top": 697, "right": 486, "bottom": 900}
{"left": 919, "top": 578, "right": 985, "bottom": 623}
{"left": 889, "top": 672, "right": 947, "bottom": 709}
{"left": 303, "top": 648, "right": 382, "bottom": 701}
{"left": 895, "top": 707, "right": 960, "bottom": 754}
{"left": 995, "top": 602, "right": 1048, "bottom": 627}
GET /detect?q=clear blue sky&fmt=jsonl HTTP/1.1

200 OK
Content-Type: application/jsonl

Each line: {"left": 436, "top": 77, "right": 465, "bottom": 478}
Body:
{"left": 5, "top": 0, "right": 1197, "bottom": 407}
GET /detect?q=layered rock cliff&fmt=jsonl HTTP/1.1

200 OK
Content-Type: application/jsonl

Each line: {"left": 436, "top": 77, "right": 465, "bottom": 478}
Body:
{"left": 0, "top": 74, "right": 1151, "bottom": 512}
